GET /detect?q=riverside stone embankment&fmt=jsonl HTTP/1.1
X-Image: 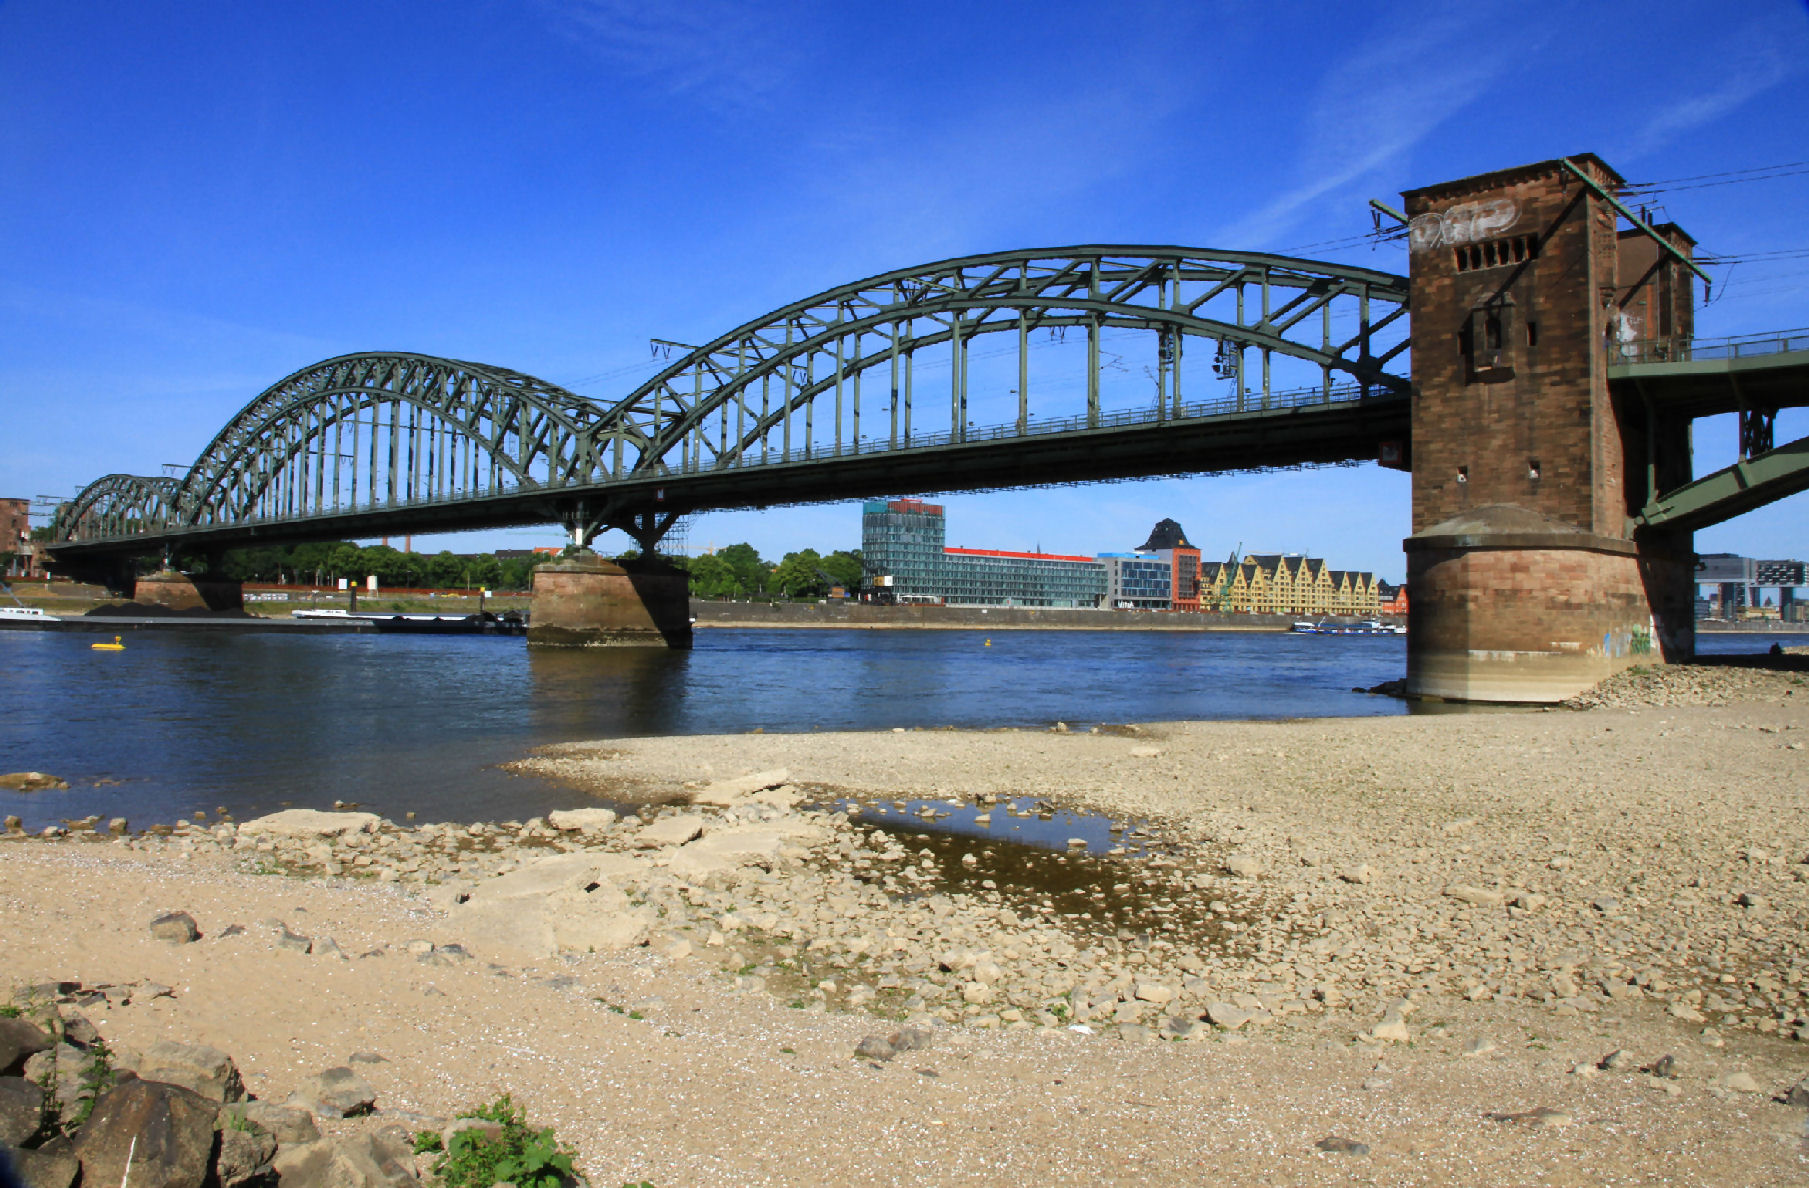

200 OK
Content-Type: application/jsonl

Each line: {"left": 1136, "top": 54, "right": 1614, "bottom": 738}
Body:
{"left": 4, "top": 653, "right": 1808, "bottom": 1185}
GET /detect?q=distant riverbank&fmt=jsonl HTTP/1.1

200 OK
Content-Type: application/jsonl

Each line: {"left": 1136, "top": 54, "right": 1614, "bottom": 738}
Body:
{"left": 690, "top": 600, "right": 1309, "bottom": 631}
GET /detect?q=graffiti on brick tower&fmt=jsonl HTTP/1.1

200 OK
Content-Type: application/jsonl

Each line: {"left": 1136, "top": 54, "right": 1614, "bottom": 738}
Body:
{"left": 1409, "top": 198, "right": 1518, "bottom": 252}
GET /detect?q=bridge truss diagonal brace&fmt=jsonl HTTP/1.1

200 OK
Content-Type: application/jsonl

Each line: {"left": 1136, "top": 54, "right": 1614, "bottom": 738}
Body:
{"left": 1635, "top": 433, "right": 1809, "bottom": 533}
{"left": 550, "top": 495, "right": 680, "bottom": 556}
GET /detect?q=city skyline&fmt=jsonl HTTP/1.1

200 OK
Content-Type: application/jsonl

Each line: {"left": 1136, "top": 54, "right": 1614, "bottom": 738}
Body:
{"left": 3, "top": 1, "right": 1806, "bottom": 580}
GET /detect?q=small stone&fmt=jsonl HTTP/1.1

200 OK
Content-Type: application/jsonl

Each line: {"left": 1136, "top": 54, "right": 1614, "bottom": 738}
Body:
{"left": 1314, "top": 1135, "right": 1369, "bottom": 1156}
{"left": 274, "top": 928, "right": 313, "bottom": 953}
{"left": 634, "top": 814, "right": 707, "bottom": 848}
{"left": 1599, "top": 1049, "right": 1632, "bottom": 1070}
{"left": 1462, "top": 1037, "right": 1497, "bottom": 1058}
{"left": 1783, "top": 1075, "right": 1809, "bottom": 1108}
{"left": 1647, "top": 1054, "right": 1678, "bottom": 1079}
{"left": 1160, "top": 1016, "right": 1201, "bottom": 1041}
{"left": 1133, "top": 982, "right": 1175, "bottom": 1005}
{"left": 1444, "top": 885, "right": 1504, "bottom": 907}
{"left": 1490, "top": 1106, "right": 1573, "bottom": 1129}
{"left": 1668, "top": 1001, "right": 1706, "bottom": 1023}
{"left": 1205, "top": 1002, "right": 1255, "bottom": 1031}
{"left": 292, "top": 1066, "right": 377, "bottom": 1117}
{"left": 1719, "top": 1071, "right": 1762, "bottom": 1093}
{"left": 854, "top": 1036, "right": 896, "bottom": 1062}
{"left": 1222, "top": 854, "right": 1264, "bottom": 879}
{"left": 888, "top": 1025, "right": 935, "bottom": 1052}
{"left": 1338, "top": 865, "right": 1374, "bottom": 885}
{"left": 1368, "top": 1010, "right": 1411, "bottom": 1044}
{"left": 222, "top": 1101, "right": 320, "bottom": 1145}
{"left": 149, "top": 911, "right": 200, "bottom": 944}
{"left": 546, "top": 808, "right": 619, "bottom": 832}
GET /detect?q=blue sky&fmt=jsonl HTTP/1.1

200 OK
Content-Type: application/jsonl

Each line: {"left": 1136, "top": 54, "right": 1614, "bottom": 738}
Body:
{"left": 3, "top": 0, "right": 1806, "bottom": 582}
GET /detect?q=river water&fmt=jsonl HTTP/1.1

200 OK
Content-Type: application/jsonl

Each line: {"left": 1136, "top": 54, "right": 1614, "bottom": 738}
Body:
{"left": 0, "top": 626, "right": 1793, "bottom": 832}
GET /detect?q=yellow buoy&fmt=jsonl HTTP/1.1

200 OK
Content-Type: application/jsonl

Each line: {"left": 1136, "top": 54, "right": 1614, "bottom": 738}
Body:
{"left": 984, "top": 638, "right": 991, "bottom": 646}
{"left": 91, "top": 635, "right": 125, "bottom": 651}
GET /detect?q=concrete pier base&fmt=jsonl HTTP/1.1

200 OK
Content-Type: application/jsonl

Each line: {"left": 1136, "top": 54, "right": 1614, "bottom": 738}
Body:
{"left": 527, "top": 552, "right": 692, "bottom": 649}
{"left": 132, "top": 571, "right": 245, "bottom": 613}
{"left": 1404, "top": 506, "right": 1693, "bottom": 703}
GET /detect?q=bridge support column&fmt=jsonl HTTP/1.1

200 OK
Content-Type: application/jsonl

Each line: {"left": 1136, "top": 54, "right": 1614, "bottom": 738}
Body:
{"left": 526, "top": 551, "right": 692, "bottom": 649}
{"left": 133, "top": 570, "right": 245, "bottom": 613}
{"left": 1402, "top": 155, "right": 1701, "bottom": 702}
{"left": 1405, "top": 508, "right": 1693, "bottom": 702}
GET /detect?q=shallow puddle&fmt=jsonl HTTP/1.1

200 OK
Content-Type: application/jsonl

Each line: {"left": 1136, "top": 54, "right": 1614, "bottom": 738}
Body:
{"left": 815, "top": 797, "right": 1250, "bottom": 951}
{"left": 836, "top": 796, "right": 1161, "bottom": 857}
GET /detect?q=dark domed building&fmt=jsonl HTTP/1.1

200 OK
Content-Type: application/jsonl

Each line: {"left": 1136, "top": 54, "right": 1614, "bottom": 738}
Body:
{"left": 1136, "top": 518, "right": 1192, "bottom": 552}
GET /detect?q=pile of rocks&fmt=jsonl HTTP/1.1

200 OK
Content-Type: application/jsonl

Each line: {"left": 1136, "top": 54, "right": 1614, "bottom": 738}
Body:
{"left": 2, "top": 981, "right": 435, "bottom": 1188}
{"left": 1562, "top": 660, "right": 1804, "bottom": 709}
{"left": 1, "top": 976, "right": 428, "bottom": 1186}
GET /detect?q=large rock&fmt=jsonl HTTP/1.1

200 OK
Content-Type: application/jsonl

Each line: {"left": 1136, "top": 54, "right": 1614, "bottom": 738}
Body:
{"left": 215, "top": 1124, "right": 278, "bottom": 1188}
{"left": 449, "top": 852, "right": 654, "bottom": 960}
{"left": 137, "top": 1040, "right": 244, "bottom": 1103}
{"left": 0, "top": 1074, "right": 45, "bottom": 1145}
{"left": 0, "top": 1017, "right": 53, "bottom": 1076}
{"left": 236, "top": 810, "right": 381, "bottom": 840}
{"left": 12, "top": 1135, "right": 79, "bottom": 1188}
{"left": 291, "top": 1067, "right": 376, "bottom": 1118}
{"left": 689, "top": 769, "right": 791, "bottom": 807}
{"left": 73, "top": 1078, "right": 220, "bottom": 1188}
{"left": 271, "top": 1129, "right": 419, "bottom": 1188}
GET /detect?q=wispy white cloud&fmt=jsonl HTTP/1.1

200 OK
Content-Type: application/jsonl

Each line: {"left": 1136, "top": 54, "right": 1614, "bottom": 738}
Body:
{"left": 535, "top": 0, "right": 801, "bottom": 109}
{"left": 1215, "top": 10, "right": 1529, "bottom": 250}
{"left": 1619, "top": 27, "right": 1801, "bottom": 160}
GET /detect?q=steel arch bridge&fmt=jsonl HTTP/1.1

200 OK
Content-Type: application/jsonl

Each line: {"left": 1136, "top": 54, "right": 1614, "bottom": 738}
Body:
{"left": 48, "top": 246, "right": 1413, "bottom": 564}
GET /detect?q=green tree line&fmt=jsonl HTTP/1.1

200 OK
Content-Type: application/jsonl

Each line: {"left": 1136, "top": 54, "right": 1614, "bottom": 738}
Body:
{"left": 201, "top": 541, "right": 864, "bottom": 597}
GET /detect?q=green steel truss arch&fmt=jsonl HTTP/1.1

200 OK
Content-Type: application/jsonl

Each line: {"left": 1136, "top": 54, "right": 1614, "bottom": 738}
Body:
{"left": 172, "top": 353, "right": 627, "bottom": 531}
{"left": 607, "top": 246, "right": 1410, "bottom": 476}
{"left": 52, "top": 474, "right": 183, "bottom": 542}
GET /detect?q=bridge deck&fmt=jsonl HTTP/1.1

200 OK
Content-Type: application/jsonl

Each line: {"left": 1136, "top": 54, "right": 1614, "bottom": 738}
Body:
{"left": 49, "top": 388, "right": 1409, "bottom": 561}
{"left": 1609, "top": 333, "right": 1809, "bottom": 418}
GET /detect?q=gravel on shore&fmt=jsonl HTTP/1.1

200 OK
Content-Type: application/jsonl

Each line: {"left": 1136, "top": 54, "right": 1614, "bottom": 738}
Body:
{"left": 4, "top": 654, "right": 1808, "bottom": 1185}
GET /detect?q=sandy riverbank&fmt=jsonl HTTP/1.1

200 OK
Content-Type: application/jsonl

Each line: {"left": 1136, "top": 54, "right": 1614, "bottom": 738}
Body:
{"left": 4, "top": 658, "right": 1808, "bottom": 1186}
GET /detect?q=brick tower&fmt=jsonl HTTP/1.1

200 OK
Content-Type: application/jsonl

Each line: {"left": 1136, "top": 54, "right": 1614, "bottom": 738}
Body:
{"left": 1402, "top": 155, "right": 1697, "bottom": 701}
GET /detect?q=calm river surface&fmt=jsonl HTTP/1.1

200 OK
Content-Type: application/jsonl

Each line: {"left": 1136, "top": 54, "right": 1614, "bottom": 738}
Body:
{"left": 0, "top": 627, "right": 1792, "bottom": 831}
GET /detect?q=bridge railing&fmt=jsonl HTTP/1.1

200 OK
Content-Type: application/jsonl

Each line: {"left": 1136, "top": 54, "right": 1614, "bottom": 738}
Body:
{"left": 1615, "top": 329, "right": 1809, "bottom": 365}
{"left": 664, "top": 378, "right": 1384, "bottom": 475}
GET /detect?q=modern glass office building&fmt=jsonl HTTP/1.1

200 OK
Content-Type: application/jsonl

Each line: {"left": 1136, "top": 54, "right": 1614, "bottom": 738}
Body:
{"left": 1097, "top": 553, "right": 1173, "bottom": 609}
{"left": 862, "top": 498, "right": 1106, "bottom": 607}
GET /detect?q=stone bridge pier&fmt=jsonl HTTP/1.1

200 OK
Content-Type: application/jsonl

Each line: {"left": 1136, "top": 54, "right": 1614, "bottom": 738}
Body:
{"left": 527, "top": 552, "right": 692, "bottom": 649}
{"left": 1403, "top": 155, "right": 1698, "bottom": 702}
